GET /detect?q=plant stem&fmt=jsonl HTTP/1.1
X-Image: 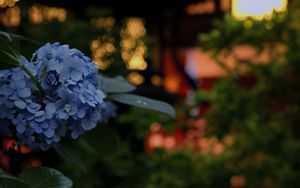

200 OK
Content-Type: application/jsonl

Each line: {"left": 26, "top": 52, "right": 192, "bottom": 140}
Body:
{"left": 20, "top": 64, "right": 45, "bottom": 96}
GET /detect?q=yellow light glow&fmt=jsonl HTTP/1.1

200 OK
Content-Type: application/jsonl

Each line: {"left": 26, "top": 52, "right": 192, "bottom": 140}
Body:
{"left": 151, "top": 75, "right": 162, "bottom": 87}
{"left": 232, "top": 0, "right": 287, "bottom": 20}
{"left": 0, "top": 0, "right": 19, "bottom": 8}
{"left": 0, "top": 0, "right": 5, "bottom": 7}
{"left": 90, "top": 38, "right": 115, "bottom": 70}
{"left": 90, "top": 17, "right": 115, "bottom": 30}
{"left": 126, "top": 18, "right": 146, "bottom": 38}
{"left": 186, "top": 0, "right": 215, "bottom": 15}
{"left": 127, "top": 72, "right": 144, "bottom": 85}
{"left": 28, "top": 4, "right": 66, "bottom": 24}
{"left": 127, "top": 55, "right": 147, "bottom": 70}
{"left": 120, "top": 18, "right": 148, "bottom": 71}
{"left": 221, "top": 0, "right": 231, "bottom": 12}
{"left": 7, "top": 0, "right": 16, "bottom": 7}
{"left": 28, "top": 4, "right": 43, "bottom": 24}
{"left": 0, "top": 6, "right": 21, "bottom": 27}
{"left": 164, "top": 76, "right": 180, "bottom": 94}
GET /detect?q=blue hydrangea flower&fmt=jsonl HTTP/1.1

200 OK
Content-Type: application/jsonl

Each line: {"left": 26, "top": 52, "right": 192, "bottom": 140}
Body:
{"left": 59, "top": 57, "right": 83, "bottom": 85}
{"left": 102, "top": 102, "right": 117, "bottom": 122}
{"left": 0, "top": 43, "right": 117, "bottom": 150}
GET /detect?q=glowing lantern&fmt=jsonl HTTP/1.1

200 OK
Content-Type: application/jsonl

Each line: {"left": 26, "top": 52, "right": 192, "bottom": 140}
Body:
{"left": 232, "top": 0, "right": 288, "bottom": 20}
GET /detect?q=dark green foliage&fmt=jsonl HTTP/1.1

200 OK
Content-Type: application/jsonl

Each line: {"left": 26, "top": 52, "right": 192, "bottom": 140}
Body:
{"left": 0, "top": 167, "right": 72, "bottom": 188}
{"left": 195, "top": 1, "right": 300, "bottom": 187}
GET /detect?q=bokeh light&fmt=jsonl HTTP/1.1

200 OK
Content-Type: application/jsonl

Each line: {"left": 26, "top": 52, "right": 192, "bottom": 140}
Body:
{"left": 121, "top": 18, "right": 148, "bottom": 71}
{"left": 0, "top": 6, "right": 20, "bottom": 27}
{"left": 0, "top": 0, "right": 19, "bottom": 8}
{"left": 150, "top": 75, "right": 162, "bottom": 87}
{"left": 90, "top": 35, "right": 115, "bottom": 70}
{"left": 127, "top": 72, "right": 144, "bottom": 85}
{"left": 28, "top": 4, "right": 66, "bottom": 24}
{"left": 232, "top": 0, "right": 288, "bottom": 20}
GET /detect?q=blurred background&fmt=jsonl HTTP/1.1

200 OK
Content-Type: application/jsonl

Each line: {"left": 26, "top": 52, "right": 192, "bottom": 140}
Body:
{"left": 1, "top": 0, "right": 300, "bottom": 187}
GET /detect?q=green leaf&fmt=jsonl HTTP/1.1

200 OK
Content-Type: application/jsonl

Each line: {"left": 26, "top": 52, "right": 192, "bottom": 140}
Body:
{"left": 0, "top": 49, "right": 21, "bottom": 70}
{"left": 0, "top": 32, "right": 21, "bottom": 56}
{"left": 98, "top": 75, "right": 136, "bottom": 93}
{"left": 0, "top": 31, "right": 12, "bottom": 42}
{"left": 0, "top": 31, "right": 38, "bottom": 70}
{"left": 0, "top": 168, "right": 14, "bottom": 188}
{"left": 0, "top": 168, "right": 29, "bottom": 188}
{"left": 0, "top": 36, "right": 21, "bottom": 70}
{"left": 19, "top": 167, "right": 73, "bottom": 188}
{"left": 53, "top": 142, "right": 86, "bottom": 172}
{"left": 109, "top": 94, "right": 176, "bottom": 118}
{"left": 0, "top": 31, "right": 39, "bottom": 44}
{"left": 82, "top": 124, "right": 118, "bottom": 156}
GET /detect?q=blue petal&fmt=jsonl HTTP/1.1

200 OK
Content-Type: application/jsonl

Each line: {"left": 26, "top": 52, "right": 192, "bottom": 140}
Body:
{"left": 17, "top": 88, "right": 31, "bottom": 98}
{"left": 68, "top": 105, "right": 78, "bottom": 116}
{"left": 48, "top": 120, "right": 59, "bottom": 129}
{"left": 27, "top": 102, "right": 41, "bottom": 113}
{"left": 81, "top": 119, "right": 97, "bottom": 130}
{"left": 70, "top": 71, "right": 82, "bottom": 81}
{"left": 48, "top": 59, "right": 63, "bottom": 73}
{"left": 86, "top": 100, "right": 96, "bottom": 107}
{"left": 77, "top": 109, "right": 86, "bottom": 118}
{"left": 57, "top": 88, "right": 69, "bottom": 99}
{"left": 45, "top": 128, "right": 55, "bottom": 138}
{"left": 45, "top": 138, "right": 54, "bottom": 145}
{"left": 14, "top": 100, "right": 26, "bottom": 109}
{"left": 45, "top": 103, "right": 56, "bottom": 119}
{"left": 71, "top": 131, "right": 80, "bottom": 139}
{"left": 66, "top": 79, "right": 76, "bottom": 85}
{"left": 2, "top": 85, "right": 14, "bottom": 96}
{"left": 40, "top": 122, "right": 48, "bottom": 128}
{"left": 15, "top": 80, "right": 26, "bottom": 89}
{"left": 16, "top": 124, "right": 26, "bottom": 133}
{"left": 34, "top": 111, "right": 46, "bottom": 122}
{"left": 59, "top": 69, "right": 70, "bottom": 82}
{"left": 79, "top": 94, "right": 86, "bottom": 103}
{"left": 35, "top": 127, "right": 43, "bottom": 134}
{"left": 91, "top": 111, "right": 101, "bottom": 121}
{"left": 57, "top": 110, "right": 68, "bottom": 120}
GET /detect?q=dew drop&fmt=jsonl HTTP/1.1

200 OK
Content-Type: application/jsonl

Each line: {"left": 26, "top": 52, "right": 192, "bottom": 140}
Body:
{"left": 136, "top": 100, "right": 148, "bottom": 106}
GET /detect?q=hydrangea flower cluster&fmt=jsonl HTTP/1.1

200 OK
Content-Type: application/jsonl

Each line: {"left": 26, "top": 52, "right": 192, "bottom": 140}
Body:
{"left": 0, "top": 43, "right": 116, "bottom": 150}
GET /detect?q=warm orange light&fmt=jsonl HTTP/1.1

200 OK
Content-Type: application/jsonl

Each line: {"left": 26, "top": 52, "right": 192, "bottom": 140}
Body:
{"left": 28, "top": 4, "right": 43, "bottom": 24}
{"left": 221, "top": 0, "right": 231, "bottom": 12}
{"left": 127, "top": 55, "right": 147, "bottom": 70}
{"left": 164, "top": 136, "right": 176, "bottom": 149}
{"left": 90, "top": 17, "right": 115, "bottom": 30}
{"left": 150, "top": 122, "right": 162, "bottom": 132}
{"left": 232, "top": 0, "right": 288, "bottom": 20}
{"left": 148, "top": 133, "right": 165, "bottom": 148}
{"left": 28, "top": 4, "right": 66, "bottom": 24}
{"left": 186, "top": 0, "right": 215, "bottom": 15}
{"left": 184, "top": 45, "right": 286, "bottom": 79}
{"left": 0, "top": 6, "right": 21, "bottom": 27}
{"left": 163, "top": 76, "right": 180, "bottom": 94}
{"left": 126, "top": 18, "right": 146, "bottom": 38}
{"left": 151, "top": 75, "right": 162, "bottom": 87}
{"left": 121, "top": 18, "right": 148, "bottom": 71}
{"left": 90, "top": 37, "right": 115, "bottom": 70}
{"left": 231, "top": 175, "right": 246, "bottom": 187}
{"left": 126, "top": 72, "right": 144, "bottom": 85}
{"left": 0, "top": 0, "right": 6, "bottom": 7}
{"left": 0, "top": 0, "right": 19, "bottom": 8}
